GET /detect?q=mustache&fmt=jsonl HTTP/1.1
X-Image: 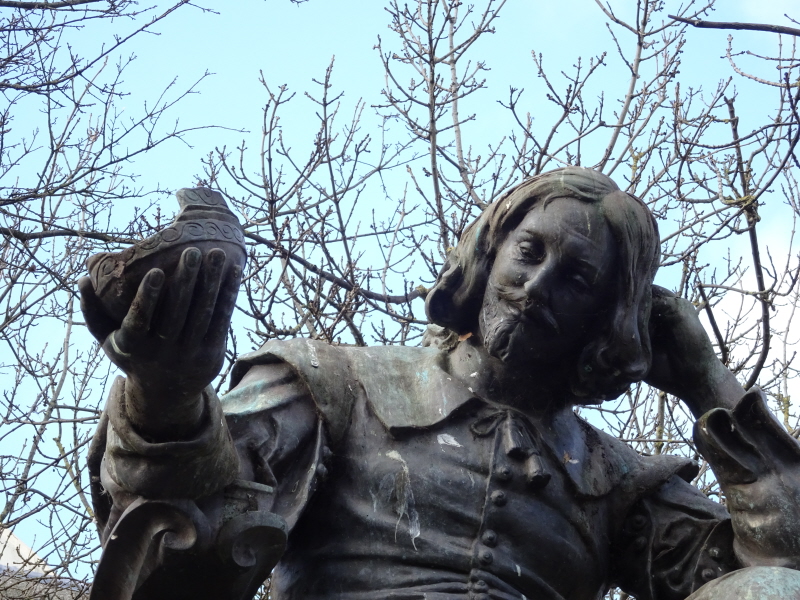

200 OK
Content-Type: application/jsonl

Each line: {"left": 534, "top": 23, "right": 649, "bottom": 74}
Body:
{"left": 493, "top": 286, "right": 560, "bottom": 334}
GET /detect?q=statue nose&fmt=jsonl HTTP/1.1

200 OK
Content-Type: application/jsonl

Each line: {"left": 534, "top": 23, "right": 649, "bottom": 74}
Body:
{"left": 522, "top": 263, "right": 552, "bottom": 302}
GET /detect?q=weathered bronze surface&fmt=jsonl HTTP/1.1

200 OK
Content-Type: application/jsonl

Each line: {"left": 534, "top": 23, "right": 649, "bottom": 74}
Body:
{"left": 87, "top": 188, "right": 246, "bottom": 325}
{"left": 685, "top": 566, "right": 800, "bottom": 599}
{"left": 80, "top": 171, "right": 800, "bottom": 600}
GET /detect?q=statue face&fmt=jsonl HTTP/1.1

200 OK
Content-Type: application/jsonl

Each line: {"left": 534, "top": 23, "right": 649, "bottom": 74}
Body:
{"left": 479, "top": 197, "right": 617, "bottom": 367}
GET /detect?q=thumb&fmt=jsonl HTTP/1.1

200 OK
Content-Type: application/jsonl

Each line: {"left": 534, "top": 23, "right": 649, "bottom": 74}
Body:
{"left": 78, "top": 276, "right": 118, "bottom": 343}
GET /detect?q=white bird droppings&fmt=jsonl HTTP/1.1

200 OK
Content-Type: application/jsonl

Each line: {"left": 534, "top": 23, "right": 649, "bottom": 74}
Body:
{"left": 437, "top": 434, "right": 462, "bottom": 448}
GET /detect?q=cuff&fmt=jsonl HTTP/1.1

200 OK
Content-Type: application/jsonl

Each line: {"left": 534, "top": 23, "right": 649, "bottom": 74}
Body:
{"left": 104, "top": 376, "right": 239, "bottom": 499}
{"left": 693, "top": 386, "right": 800, "bottom": 488}
{"left": 694, "top": 387, "right": 800, "bottom": 567}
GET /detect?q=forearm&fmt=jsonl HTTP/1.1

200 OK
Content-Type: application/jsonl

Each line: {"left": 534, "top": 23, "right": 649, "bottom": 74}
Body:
{"left": 90, "top": 399, "right": 285, "bottom": 600}
{"left": 103, "top": 376, "right": 239, "bottom": 499}
{"left": 125, "top": 376, "right": 206, "bottom": 442}
{"left": 88, "top": 360, "right": 322, "bottom": 600}
{"left": 680, "top": 360, "right": 744, "bottom": 419}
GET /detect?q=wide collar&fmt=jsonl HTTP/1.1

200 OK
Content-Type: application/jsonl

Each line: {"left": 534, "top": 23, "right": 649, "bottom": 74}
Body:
{"left": 227, "top": 339, "right": 692, "bottom": 499}
{"left": 347, "top": 345, "right": 627, "bottom": 498}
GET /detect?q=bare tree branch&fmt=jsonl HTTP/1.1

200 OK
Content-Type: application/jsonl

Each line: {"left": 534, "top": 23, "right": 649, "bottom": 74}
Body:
{"left": 669, "top": 14, "right": 800, "bottom": 37}
{"left": 0, "top": 0, "right": 100, "bottom": 8}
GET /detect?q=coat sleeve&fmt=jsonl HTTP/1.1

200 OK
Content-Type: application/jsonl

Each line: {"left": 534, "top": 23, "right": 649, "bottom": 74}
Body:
{"left": 694, "top": 387, "right": 800, "bottom": 569}
{"left": 610, "top": 475, "right": 740, "bottom": 600}
{"left": 611, "top": 387, "right": 800, "bottom": 600}
{"left": 87, "top": 357, "right": 328, "bottom": 600}
{"left": 223, "top": 359, "right": 333, "bottom": 532}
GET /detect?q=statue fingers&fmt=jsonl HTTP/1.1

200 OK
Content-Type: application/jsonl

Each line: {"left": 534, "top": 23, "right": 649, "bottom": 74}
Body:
{"left": 78, "top": 276, "right": 118, "bottom": 343}
{"left": 650, "top": 289, "right": 707, "bottom": 348}
{"left": 113, "top": 269, "right": 165, "bottom": 354}
{"left": 651, "top": 284, "right": 677, "bottom": 300}
{"left": 204, "top": 263, "right": 242, "bottom": 348}
{"left": 153, "top": 247, "right": 202, "bottom": 340}
{"left": 649, "top": 289, "right": 685, "bottom": 327}
{"left": 182, "top": 248, "right": 226, "bottom": 346}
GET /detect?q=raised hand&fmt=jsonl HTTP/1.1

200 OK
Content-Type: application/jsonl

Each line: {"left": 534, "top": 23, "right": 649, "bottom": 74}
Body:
{"left": 79, "top": 246, "right": 242, "bottom": 439}
{"left": 645, "top": 285, "right": 743, "bottom": 417}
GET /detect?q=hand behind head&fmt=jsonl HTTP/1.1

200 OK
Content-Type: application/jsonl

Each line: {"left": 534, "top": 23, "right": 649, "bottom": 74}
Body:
{"left": 646, "top": 285, "right": 742, "bottom": 416}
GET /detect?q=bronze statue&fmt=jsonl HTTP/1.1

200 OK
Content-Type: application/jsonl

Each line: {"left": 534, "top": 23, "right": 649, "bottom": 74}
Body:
{"left": 80, "top": 168, "right": 800, "bottom": 600}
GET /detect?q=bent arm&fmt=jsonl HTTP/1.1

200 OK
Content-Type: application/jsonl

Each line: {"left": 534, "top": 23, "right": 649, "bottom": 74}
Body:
{"left": 646, "top": 287, "right": 800, "bottom": 570}
{"left": 88, "top": 360, "right": 322, "bottom": 600}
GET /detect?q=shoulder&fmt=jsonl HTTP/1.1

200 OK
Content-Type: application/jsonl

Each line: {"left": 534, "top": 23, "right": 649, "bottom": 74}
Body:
{"left": 222, "top": 339, "right": 351, "bottom": 441}
{"left": 223, "top": 339, "right": 442, "bottom": 441}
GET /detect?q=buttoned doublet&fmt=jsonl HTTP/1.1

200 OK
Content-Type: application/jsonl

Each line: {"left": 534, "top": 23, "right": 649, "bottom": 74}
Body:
{"left": 93, "top": 339, "right": 739, "bottom": 600}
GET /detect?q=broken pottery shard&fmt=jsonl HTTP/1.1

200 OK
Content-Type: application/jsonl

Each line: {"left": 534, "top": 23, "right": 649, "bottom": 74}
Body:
{"left": 86, "top": 187, "right": 246, "bottom": 324}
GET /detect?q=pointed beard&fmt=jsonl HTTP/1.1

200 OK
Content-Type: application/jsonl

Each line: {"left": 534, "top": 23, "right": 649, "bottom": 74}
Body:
{"left": 479, "top": 294, "right": 531, "bottom": 365}
{"left": 479, "top": 281, "right": 564, "bottom": 366}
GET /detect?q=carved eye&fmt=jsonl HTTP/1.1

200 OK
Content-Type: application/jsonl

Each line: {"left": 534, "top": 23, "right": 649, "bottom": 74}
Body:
{"left": 569, "top": 272, "right": 591, "bottom": 292}
{"left": 517, "top": 239, "right": 545, "bottom": 263}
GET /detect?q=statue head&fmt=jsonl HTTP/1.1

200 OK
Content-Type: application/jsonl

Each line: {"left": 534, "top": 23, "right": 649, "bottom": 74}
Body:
{"left": 425, "top": 166, "right": 660, "bottom": 401}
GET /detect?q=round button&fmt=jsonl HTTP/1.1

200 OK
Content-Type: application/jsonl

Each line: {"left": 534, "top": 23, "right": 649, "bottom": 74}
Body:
{"left": 479, "top": 550, "right": 494, "bottom": 565}
{"left": 702, "top": 568, "right": 717, "bottom": 581}
{"left": 708, "top": 547, "right": 721, "bottom": 560}
{"left": 315, "top": 464, "right": 328, "bottom": 479}
{"left": 481, "top": 530, "right": 498, "bottom": 547}
{"left": 631, "top": 536, "right": 647, "bottom": 551}
{"left": 490, "top": 490, "right": 507, "bottom": 506}
{"left": 494, "top": 465, "right": 512, "bottom": 481}
{"left": 630, "top": 514, "right": 647, "bottom": 530}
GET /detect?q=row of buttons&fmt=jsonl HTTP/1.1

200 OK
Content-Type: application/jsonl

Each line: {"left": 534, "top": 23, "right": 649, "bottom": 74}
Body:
{"left": 626, "top": 512, "right": 647, "bottom": 552}
{"left": 471, "top": 439, "right": 523, "bottom": 594}
{"left": 478, "top": 493, "right": 506, "bottom": 566}
{"left": 474, "top": 458, "right": 512, "bottom": 577}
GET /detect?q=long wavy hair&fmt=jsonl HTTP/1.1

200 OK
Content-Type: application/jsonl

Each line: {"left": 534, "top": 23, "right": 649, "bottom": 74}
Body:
{"left": 425, "top": 167, "right": 661, "bottom": 401}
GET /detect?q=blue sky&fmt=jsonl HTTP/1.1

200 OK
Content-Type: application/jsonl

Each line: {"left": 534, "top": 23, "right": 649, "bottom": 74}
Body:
{"left": 96, "top": 0, "right": 799, "bottom": 193}
{"left": 107, "top": 0, "right": 799, "bottom": 301}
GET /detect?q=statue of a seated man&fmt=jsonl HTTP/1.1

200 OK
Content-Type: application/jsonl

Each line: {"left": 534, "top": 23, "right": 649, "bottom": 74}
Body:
{"left": 80, "top": 167, "right": 800, "bottom": 600}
